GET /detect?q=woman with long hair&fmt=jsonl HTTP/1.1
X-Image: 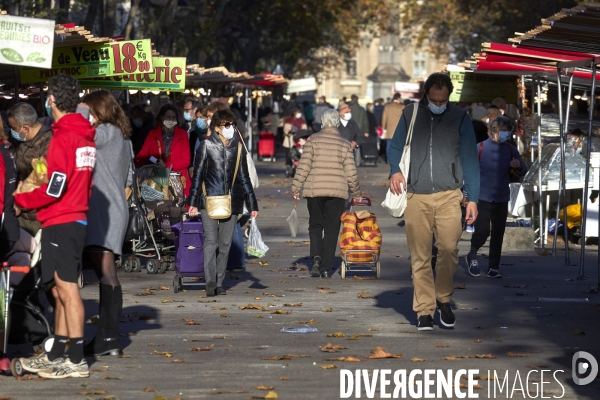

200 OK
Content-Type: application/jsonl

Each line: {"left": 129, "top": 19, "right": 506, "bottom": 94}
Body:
{"left": 134, "top": 104, "right": 191, "bottom": 196}
{"left": 80, "top": 90, "right": 132, "bottom": 356}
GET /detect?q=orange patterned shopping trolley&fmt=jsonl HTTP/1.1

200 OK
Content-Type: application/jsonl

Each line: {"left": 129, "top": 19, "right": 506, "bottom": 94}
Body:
{"left": 339, "top": 198, "right": 382, "bottom": 279}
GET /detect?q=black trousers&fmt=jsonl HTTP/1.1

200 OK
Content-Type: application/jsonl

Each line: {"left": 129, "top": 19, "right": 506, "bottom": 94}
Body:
{"left": 307, "top": 197, "right": 346, "bottom": 271}
{"left": 470, "top": 200, "right": 508, "bottom": 270}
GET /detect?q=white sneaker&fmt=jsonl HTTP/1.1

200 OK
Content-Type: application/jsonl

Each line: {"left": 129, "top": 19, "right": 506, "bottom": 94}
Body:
{"left": 38, "top": 358, "right": 89, "bottom": 379}
{"left": 19, "top": 353, "right": 64, "bottom": 373}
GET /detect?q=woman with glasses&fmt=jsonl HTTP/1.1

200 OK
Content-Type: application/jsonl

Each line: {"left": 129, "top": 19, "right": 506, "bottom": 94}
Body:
{"left": 135, "top": 104, "right": 191, "bottom": 196}
{"left": 188, "top": 109, "right": 258, "bottom": 296}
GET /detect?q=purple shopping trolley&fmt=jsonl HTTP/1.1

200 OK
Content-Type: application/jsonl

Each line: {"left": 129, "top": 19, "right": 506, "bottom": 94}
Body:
{"left": 171, "top": 216, "right": 204, "bottom": 293}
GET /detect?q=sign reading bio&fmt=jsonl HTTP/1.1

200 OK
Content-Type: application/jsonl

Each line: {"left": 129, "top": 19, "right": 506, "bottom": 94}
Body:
{"left": 449, "top": 72, "right": 518, "bottom": 104}
{"left": 0, "top": 14, "right": 55, "bottom": 69}
{"left": 79, "top": 57, "right": 186, "bottom": 92}
{"left": 20, "top": 39, "right": 154, "bottom": 83}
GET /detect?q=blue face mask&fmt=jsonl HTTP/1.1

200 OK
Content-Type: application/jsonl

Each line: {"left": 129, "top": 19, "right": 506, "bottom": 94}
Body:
{"left": 183, "top": 112, "right": 192, "bottom": 121}
{"left": 11, "top": 127, "right": 26, "bottom": 142}
{"left": 428, "top": 99, "right": 447, "bottom": 115}
{"left": 45, "top": 98, "right": 52, "bottom": 117}
{"left": 498, "top": 131, "right": 510, "bottom": 143}
{"left": 196, "top": 118, "right": 207, "bottom": 129}
{"left": 132, "top": 119, "right": 143, "bottom": 128}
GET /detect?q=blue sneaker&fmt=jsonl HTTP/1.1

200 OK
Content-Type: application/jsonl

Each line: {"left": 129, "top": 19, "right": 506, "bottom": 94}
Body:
{"left": 465, "top": 254, "right": 480, "bottom": 277}
{"left": 487, "top": 269, "right": 502, "bottom": 278}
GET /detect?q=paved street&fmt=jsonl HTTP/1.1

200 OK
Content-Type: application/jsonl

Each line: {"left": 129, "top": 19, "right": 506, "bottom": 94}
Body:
{"left": 1, "top": 153, "right": 599, "bottom": 400}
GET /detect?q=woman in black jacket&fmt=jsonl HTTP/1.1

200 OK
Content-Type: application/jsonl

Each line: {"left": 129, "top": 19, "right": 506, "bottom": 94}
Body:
{"left": 188, "top": 109, "right": 259, "bottom": 296}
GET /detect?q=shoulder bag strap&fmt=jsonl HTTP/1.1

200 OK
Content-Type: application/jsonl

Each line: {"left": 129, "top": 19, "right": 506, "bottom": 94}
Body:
{"left": 156, "top": 137, "right": 163, "bottom": 160}
{"left": 478, "top": 142, "right": 483, "bottom": 159}
{"left": 406, "top": 104, "right": 418, "bottom": 146}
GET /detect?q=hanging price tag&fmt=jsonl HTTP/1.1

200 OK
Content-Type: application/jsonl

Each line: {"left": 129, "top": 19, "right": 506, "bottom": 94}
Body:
{"left": 20, "top": 39, "right": 154, "bottom": 83}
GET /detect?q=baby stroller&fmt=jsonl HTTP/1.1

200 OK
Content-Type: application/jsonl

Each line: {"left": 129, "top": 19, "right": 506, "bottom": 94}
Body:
{"left": 285, "top": 129, "right": 311, "bottom": 178}
{"left": 338, "top": 198, "right": 382, "bottom": 279}
{"left": 1, "top": 230, "right": 54, "bottom": 376}
{"left": 122, "top": 164, "right": 187, "bottom": 275}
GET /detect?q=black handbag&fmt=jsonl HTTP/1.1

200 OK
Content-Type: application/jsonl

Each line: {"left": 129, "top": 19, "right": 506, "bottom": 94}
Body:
{"left": 125, "top": 160, "right": 146, "bottom": 241}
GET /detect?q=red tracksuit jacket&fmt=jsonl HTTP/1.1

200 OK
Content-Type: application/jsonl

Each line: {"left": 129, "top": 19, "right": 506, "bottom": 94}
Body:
{"left": 14, "top": 113, "right": 96, "bottom": 228}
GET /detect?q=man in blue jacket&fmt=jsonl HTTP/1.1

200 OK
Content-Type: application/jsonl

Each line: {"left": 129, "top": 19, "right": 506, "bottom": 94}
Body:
{"left": 465, "top": 116, "right": 527, "bottom": 279}
{"left": 388, "top": 73, "right": 480, "bottom": 331}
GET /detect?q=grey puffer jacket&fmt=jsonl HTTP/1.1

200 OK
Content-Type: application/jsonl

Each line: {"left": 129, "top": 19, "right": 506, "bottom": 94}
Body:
{"left": 292, "top": 127, "right": 360, "bottom": 199}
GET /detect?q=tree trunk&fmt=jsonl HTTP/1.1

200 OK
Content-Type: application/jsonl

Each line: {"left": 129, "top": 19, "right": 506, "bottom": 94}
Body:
{"left": 104, "top": 0, "right": 119, "bottom": 37}
{"left": 83, "top": 0, "right": 101, "bottom": 33}
{"left": 123, "top": 0, "right": 141, "bottom": 40}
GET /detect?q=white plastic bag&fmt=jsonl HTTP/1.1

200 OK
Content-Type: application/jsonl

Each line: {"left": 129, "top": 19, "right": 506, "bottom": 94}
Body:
{"left": 246, "top": 218, "right": 269, "bottom": 258}
{"left": 287, "top": 206, "right": 299, "bottom": 237}
{"left": 381, "top": 104, "right": 418, "bottom": 218}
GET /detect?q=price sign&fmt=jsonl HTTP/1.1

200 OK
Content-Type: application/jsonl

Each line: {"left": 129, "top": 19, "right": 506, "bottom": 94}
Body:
{"left": 80, "top": 57, "right": 186, "bottom": 92}
{"left": 20, "top": 39, "right": 154, "bottom": 83}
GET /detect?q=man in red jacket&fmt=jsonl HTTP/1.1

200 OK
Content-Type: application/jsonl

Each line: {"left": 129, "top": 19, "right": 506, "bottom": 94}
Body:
{"left": 14, "top": 74, "right": 96, "bottom": 379}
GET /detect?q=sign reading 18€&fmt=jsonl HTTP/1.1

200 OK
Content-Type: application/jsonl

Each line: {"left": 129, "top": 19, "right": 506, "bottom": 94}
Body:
{"left": 20, "top": 39, "right": 154, "bottom": 83}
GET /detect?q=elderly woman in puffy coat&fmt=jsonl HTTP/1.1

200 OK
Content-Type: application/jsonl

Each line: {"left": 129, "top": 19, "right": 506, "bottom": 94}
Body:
{"left": 291, "top": 109, "right": 361, "bottom": 278}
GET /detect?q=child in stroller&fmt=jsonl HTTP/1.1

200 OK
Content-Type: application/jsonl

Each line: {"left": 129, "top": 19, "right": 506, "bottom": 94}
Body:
{"left": 285, "top": 129, "right": 311, "bottom": 178}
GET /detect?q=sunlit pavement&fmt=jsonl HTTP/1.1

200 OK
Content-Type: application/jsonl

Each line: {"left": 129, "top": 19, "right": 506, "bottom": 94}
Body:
{"left": 1, "top": 150, "right": 599, "bottom": 400}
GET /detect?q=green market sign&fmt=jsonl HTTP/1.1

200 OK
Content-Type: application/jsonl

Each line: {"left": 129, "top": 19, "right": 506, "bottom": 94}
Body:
{"left": 0, "top": 14, "right": 55, "bottom": 69}
{"left": 20, "top": 39, "right": 154, "bottom": 83}
{"left": 449, "top": 72, "right": 518, "bottom": 104}
{"left": 79, "top": 57, "right": 186, "bottom": 92}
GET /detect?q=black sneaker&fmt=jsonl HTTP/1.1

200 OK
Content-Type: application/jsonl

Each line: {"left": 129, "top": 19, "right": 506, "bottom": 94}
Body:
{"left": 487, "top": 269, "right": 502, "bottom": 278}
{"left": 311, "top": 257, "right": 321, "bottom": 277}
{"left": 465, "top": 254, "right": 480, "bottom": 277}
{"left": 417, "top": 315, "right": 434, "bottom": 331}
{"left": 437, "top": 302, "right": 456, "bottom": 328}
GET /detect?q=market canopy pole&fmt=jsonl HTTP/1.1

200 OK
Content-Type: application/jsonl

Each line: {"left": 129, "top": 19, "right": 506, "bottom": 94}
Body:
{"left": 536, "top": 76, "right": 544, "bottom": 248}
{"left": 578, "top": 62, "right": 597, "bottom": 280}
{"left": 552, "top": 67, "right": 565, "bottom": 257}
{"left": 562, "top": 71, "right": 575, "bottom": 267}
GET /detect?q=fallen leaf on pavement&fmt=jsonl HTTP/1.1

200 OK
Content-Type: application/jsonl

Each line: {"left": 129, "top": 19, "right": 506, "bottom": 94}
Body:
{"left": 474, "top": 340, "right": 482, "bottom": 343}
{"left": 152, "top": 350, "right": 174, "bottom": 357}
{"left": 357, "top": 292, "right": 377, "bottom": 299}
{"left": 365, "top": 347, "right": 403, "bottom": 359}
{"left": 318, "top": 289, "right": 336, "bottom": 294}
{"left": 103, "top": 376, "right": 122, "bottom": 380}
{"left": 283, "top": 303, "right": 302, "bottom": 307}
{"left": 265, "top": 390, "right": 278, "bottom": 399}
{"left": 158, "top": 286, "right": 169, "bottom": 291}
{"left": 326, "top": 356, "right": 361, "bottom": 362}
{"left": 260, "top": 354, "right": 307, "bottom": 361}
{"left": 454, "top": 284, "right": 466, "bottom": 289}
{"left": 211, "top": 306, "right": 228, "bottom": 310}
{"left": 353, "top": 276, "right": 376, "bottom": 280}
{"left": 436, "top": 343, "right": 451, "bottom": 348}
{"left": 280, "top": 376, "right": 288, "bottom": 380}
{"left": 191, "top": 344, "right": 214, "bottom": 351}
{"left": 257, "top": 386, "right": 274, "bottom": 390}
{"left": 326, "top": 332, "right": 345, "bottom": 338}
{"left": 206, "top": 389, "right": 246, "bottom": 395}
{"left": 220, "top": 313, "right": 229, "bottom": 317}
{"left": 298, "top": 319, "right": 319, "bottom": 324}
{"left": 411, "top": 357, "right": 426, "bottom": 362}
{"left": 271, "top": 310, "right": 292, "bottom": 314}
{"left": 519, "top": 259, "right": 533, "bottom": 263}
{"left": 172, "top": 359, "right": 185, "bottom": 363}
{"left": 139, "top": 314, "right": 153, "bottom": 320}
{"left": 507, "top": 352, "right": 530, "bottom": 357}
{"left": 183, "top": 319, "right": 200, "bottom": 325}
{"left": 320, "top": 364, "right": 337, "bottom": 369}
{"left": 319, "top": 343, "right": 348, "bottom": 352}
{"left": 394, "top": 254, "right": 402, "bottom": 258}
{"left": 368, "top": 327, "right": 379, "bottom": 332}
{"left": 322, "top": 308, "right": 333, "bottom": 312}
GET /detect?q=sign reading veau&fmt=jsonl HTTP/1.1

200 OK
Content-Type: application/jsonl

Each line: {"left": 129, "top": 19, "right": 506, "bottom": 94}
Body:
{"left": 449, "top": 72, "right": 518, "bottom": 104}
{"left": 20, "top": 39, "right": 154, "bottom": 82}
{"left": 79, "top": 57, "right": 186, "bottom": 92}
{"left": 0, "top": 14, "right": 55, "bottom": 69}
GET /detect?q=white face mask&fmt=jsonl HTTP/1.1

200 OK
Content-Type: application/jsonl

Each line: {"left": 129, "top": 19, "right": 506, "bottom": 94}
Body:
{"left": 222, "top": 126, "right": 235, "bottom": 139}
{"left": 89, "top": 114, "right": 95, "bottom": 125}
{"left": 343, "top": 113, "right": 352, "bottom": 121}
{"left": 206, "top": 119, "right": 211, "bottom": 128}
{"left": 163, "top": 120, "right": 177, "bottom": 129}
{"left": 295, "top": 112, "right": 302, "bottom": 119}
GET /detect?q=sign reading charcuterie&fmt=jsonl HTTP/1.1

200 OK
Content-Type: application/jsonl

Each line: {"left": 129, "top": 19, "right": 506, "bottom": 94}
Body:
{"left": 0, "top": 14, "right": 55, "bottom": 69}
{"left": 20, "top": 39, "right": 154, "bottom": 82}
{"left": 79, "top": 57, "right": 186, "bottom": 92}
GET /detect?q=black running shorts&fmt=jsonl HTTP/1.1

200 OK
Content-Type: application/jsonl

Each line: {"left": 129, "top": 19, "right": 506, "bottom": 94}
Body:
{"left": 41, "top": 222, "right": 86, "bottom": 284}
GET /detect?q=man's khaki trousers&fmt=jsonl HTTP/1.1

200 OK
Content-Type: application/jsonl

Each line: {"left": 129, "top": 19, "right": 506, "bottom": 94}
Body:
{"left": 404, "top": 189, "right": 463, "bottom": 318}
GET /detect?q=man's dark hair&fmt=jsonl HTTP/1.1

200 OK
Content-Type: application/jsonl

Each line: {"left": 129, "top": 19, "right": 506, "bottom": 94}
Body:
{"left": 185, "top": 99, "right": 201, "bottom": 109}
{"left": 48, "top": 74, "right": 81, "bottom": 113}
{"left": 424, "top": 73, "right": 453, "bottom": 95}
{"left": 8, "top": 102, "right": 39, "bottom": 126}
{"left": 392, "top": 93, "right": 401, "bottom": 100}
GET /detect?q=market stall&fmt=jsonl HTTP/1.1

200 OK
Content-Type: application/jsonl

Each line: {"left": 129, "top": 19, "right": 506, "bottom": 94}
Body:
{"left": 458, "top": 2, "right": 600, "bottom": 282}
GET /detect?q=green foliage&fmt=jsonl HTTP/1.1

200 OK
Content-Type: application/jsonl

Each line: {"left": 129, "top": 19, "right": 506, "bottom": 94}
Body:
{"left": 401, "top": 0, "right": 586, "bottom": 63}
